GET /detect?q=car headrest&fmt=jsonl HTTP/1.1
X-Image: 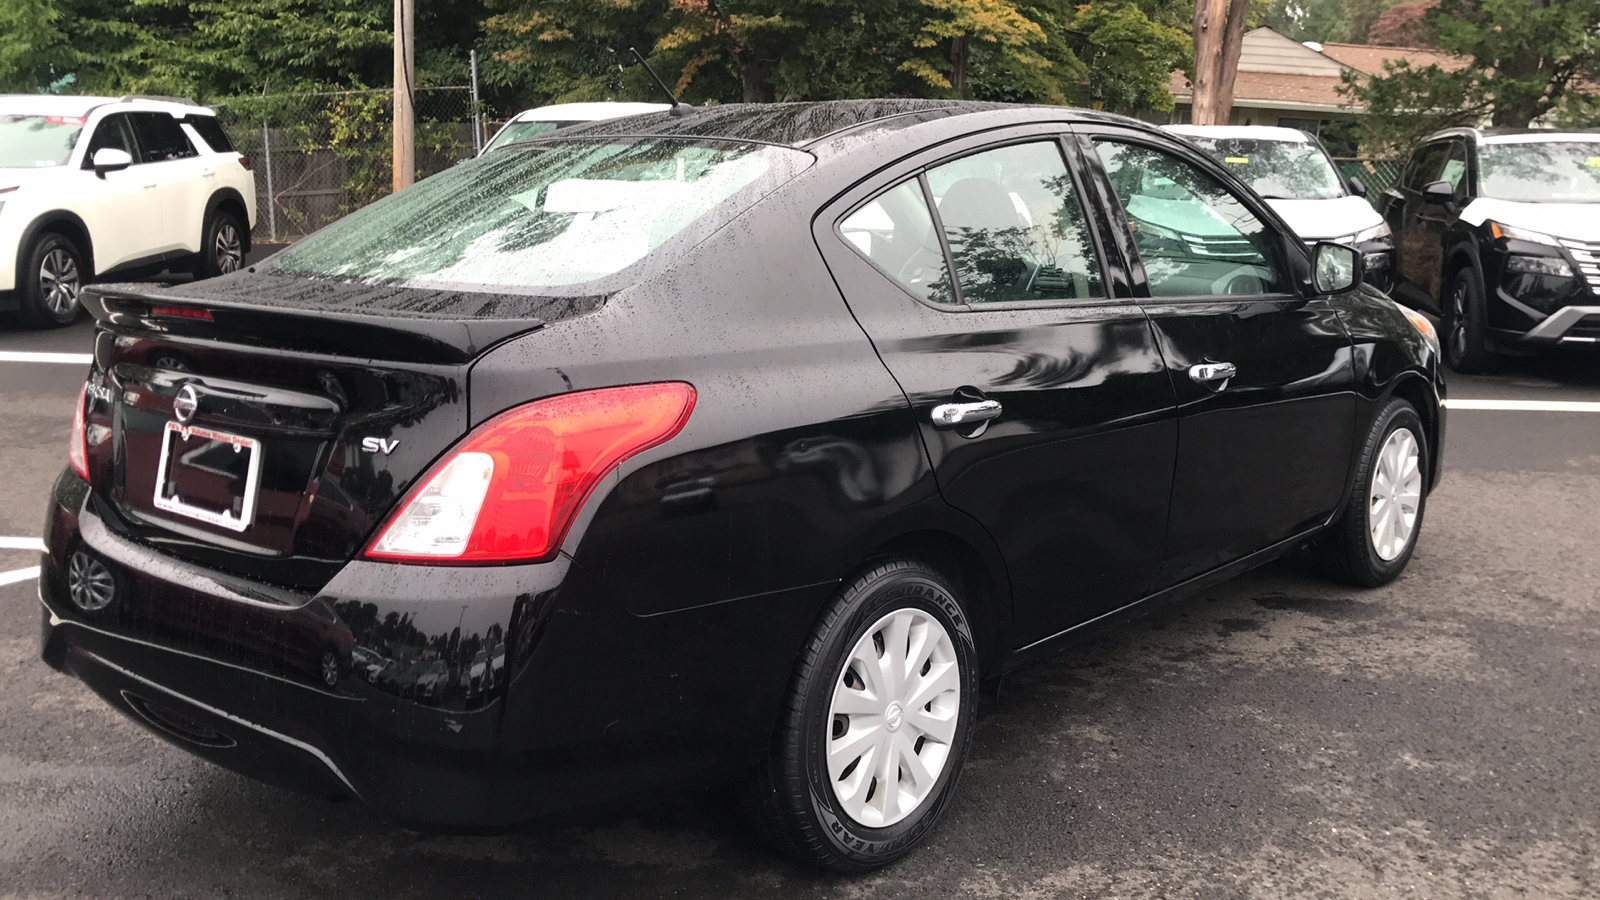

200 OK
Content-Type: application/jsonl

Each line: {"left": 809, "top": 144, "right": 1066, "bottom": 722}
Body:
{"left": 938, "top": 178, "right": 1026, "bottom": 232}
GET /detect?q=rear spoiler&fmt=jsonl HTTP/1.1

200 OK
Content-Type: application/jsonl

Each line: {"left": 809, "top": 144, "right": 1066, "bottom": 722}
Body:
{"left": 83, "top": 284, "right": 547, "bottom": 366}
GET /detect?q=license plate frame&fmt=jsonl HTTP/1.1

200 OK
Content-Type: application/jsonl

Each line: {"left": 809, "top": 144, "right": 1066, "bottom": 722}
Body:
{"left": 151, "top": 421, "right": 262, "bottom": 532}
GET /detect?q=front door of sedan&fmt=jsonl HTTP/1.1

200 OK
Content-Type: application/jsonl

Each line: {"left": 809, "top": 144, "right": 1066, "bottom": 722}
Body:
{"left": 1083, "top": 132, "right": 1358, "bottom": 587}
{"left": 815, "top": 131, "right": 1180, "bottom": 648}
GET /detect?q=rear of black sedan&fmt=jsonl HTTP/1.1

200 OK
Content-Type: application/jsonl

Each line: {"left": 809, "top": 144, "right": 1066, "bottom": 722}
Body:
{"left": 39, "top": 100, "right": 1445, "bottom": 873}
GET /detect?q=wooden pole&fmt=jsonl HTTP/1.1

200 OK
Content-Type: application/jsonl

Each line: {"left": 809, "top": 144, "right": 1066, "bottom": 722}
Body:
{"left": 392, "top": 0, "right": 415, "bottom": 192}
{"left": 1213, "top": 0, "right": 1252, "bottom": 125}
{"left": 1191, "top": 0, "right": 1227, "bottom": 125}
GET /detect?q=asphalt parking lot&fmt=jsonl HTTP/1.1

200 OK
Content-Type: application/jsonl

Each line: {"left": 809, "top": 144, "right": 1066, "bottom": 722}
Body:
{"left": 2, "top": 306, "right": 1598, "bottom": 898}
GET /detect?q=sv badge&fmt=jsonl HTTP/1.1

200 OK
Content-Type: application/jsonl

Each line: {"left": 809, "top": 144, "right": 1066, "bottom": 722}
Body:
{"left": 361, "top": 437, "right": 400, "bottom": 455}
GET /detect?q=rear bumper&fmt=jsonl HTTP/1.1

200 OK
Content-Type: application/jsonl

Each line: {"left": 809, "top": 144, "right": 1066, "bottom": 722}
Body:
{"left": 40, "top": 469, "right": 828, "bottom": 830}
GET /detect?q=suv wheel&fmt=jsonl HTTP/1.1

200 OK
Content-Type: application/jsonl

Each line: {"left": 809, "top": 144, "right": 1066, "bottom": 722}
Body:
{"left": 18, "top": 232, "right": 86, "bottom": 328}
{"left": 1312, "top": 397, "right": 1429, "bottom": 587}
{"left": 198, "top": 210, "right": 245, "bottom": 278}
{"left": 1442, "top": 268, "right": 1496, "bottom": 373}
{"left": 744, "top": 558, "right": 978, "bottom": 872}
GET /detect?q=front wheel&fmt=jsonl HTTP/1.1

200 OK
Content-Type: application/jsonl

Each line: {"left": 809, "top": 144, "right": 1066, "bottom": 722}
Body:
{"left": 1313, "top": 397, "right": 1429, "bottom": 587}
{"left": 17, "top": 232, "right": 86, "bottom": 328}
{"left": 744, "top": 558, "right": 979, "bottom": 872}
{"left": 1442, "top": 269, "right": 1496, "bottom": 374}
{"left": 197, "top": 210, "right": 245, "bottom": 279}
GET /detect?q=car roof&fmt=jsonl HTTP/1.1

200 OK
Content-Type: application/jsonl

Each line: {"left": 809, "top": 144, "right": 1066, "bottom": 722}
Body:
{"left": 512, "top": 102, "right": 672, "bottom": 122}
{"left": 1424, "top": 126, "right": 1600, "bottom": 145}
{"left": 0, "top": 94, "right": 212, "bottom": 118}
{"left": 1165, "top": 125, "right": 1312, "bottom": 143}
{"left": 552, "top": 99, "right": 1154, "bottom": 152}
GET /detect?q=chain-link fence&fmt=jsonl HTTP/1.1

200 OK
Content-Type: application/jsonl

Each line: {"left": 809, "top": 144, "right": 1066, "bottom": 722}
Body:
{"left": 1334, "top": 158, "right": 1404, "bottom": 208}
{"left": 215, "top": 88, "right": 492, "bottom": 243}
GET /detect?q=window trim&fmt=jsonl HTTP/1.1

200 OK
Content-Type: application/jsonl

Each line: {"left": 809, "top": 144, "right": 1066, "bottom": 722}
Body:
{"left": 827, "top": 130, "right": 1119, "bottom": 314}
{"left": 1082, "top": 130, "right": 1305, "bottom": 305}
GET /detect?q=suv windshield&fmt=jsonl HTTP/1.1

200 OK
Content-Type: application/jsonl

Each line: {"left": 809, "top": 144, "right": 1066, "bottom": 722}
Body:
{"left": 1187, "top": 137, "right": 1345, "bottom": 200}
{"left": 271, "top": 137, "right": 811, "bottom": 296}
{"left": 1480, "top": 141, "right": 1600, "bottom": 202}
{"left": 0, "top": 113, "right": 86, "bottom": 168}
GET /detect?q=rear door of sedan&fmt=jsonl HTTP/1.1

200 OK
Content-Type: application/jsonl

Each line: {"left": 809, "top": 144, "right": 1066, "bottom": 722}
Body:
{"left": 812, "top": 123, "right": 1179, "bottom": 649}
{"left": 1077, "top": 126, "right": 1358, "bottom": 587}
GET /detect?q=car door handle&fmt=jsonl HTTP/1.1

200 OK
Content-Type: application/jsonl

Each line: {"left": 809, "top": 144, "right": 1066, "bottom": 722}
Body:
{"left": 1188, "top": 362, "right": 1237, "bottom": 384}
{"left": 142, "top": 184, "right": 157, "bottom": 190}
{"left": 931, "top": 400, "right": 1003, "bottom": 427}
{"left": 201, "top": 169, "right": 216, "bottom": 178}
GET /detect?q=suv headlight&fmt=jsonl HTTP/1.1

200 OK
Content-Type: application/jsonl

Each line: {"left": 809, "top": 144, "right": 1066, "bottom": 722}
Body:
{"left": 1349, "top": 222, "right": 1392, "bottom": 244}
{"left": 1490, "top": 221, "right": 1560, "bottom": 247}
{"left": 1504, "top": 255, "right": 1573, "bottom": 277}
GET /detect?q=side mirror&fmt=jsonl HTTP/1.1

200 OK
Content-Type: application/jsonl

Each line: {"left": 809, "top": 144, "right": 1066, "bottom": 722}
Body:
{"left": 1422, "top": 180, "right": 1455, "bottom": 207}
{"left": 91, "top": 147, "right": 133, "bottom": 176}
{"left": 1313, "top": 241, "right": 1364, "bottom": 294}
{"left": 1347, "top": 175, "right": 1367, "bottom": 199}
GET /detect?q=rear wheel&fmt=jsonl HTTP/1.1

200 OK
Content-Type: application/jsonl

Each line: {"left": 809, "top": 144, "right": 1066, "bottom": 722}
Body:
{"left": 197, "top": 209, "right": 245, "bottom": 279}
{"left": 743, "top": 558, "right": 978, "bottom": 872}
{"left": 17, "top": 232, "right": 86, "bottom": 328}
{"left": 1442, "top": 268, "right": 1496, "bottom": 374}
{"left": 1313, "top": 397, "right": 1429, "bottom": 587}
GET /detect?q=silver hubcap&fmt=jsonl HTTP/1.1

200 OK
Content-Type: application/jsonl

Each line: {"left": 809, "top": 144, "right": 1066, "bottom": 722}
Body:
{"left": 827, "top": 607, "right": 961, "bottom": 828}
{"left": 1369, "top": 427, "right": 1422, "bottom": 562}
{"left": 214, "top": 223, "right": 242, "bottom": 273}
{"left": 68, "top": 552, "right": 115, "bottom": 612}
{"left": 39, "top": 248, "right": 80, "bottom": 315}
{"left": 1448, "top": 282, "right": 1469, "bottom": 362}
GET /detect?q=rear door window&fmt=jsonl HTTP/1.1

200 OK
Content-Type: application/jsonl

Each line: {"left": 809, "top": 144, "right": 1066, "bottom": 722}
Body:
{"left": 130, "top": 112, "right": 198, "bottom": 162}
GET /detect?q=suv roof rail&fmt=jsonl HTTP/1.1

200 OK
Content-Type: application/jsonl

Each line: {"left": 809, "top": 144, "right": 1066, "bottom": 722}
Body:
{"left": 118, "top": 95, "right": 202, "bottom": 107}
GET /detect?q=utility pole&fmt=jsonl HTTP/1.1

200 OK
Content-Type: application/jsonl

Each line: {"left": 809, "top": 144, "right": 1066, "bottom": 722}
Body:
{"left": 392, "top": 0, "right": 415, "bottom": 192}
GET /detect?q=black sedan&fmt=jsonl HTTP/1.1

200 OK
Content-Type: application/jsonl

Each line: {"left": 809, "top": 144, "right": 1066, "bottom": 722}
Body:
{"left": 39, "top": 100, "right": 1445, "bottom": 872}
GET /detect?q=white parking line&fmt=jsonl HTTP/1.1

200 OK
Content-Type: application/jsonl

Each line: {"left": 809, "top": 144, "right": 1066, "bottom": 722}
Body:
{"left": 0, "top": 536, "right": 45, "bottom": 551}
{"left": 1446, "top": 398, "right": 1600, "bottom": 413}
{"left": 0, "top": 351, "right": 92, "bottom": 365}
{"left": 0, "top": 566, "right": 40, "bottom": 587}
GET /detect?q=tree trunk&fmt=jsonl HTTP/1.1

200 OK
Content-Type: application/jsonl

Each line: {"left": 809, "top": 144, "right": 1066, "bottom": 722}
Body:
{"left": 737, "top": 52, "right": 775, "bottom": 103}
{"left": 1212, "top": 0, "right": 1252, "bottom": 124}
{"left": 947, "top": 36, "right": 971, "bottom": 99}
{"left": 1191, "top": 0, "right": 1228, "bottom": 124}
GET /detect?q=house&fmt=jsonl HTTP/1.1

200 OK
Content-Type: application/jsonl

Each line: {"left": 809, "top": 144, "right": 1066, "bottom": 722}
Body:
{"left": 1163, "top": 27, "right": 1466, "bottom": 155}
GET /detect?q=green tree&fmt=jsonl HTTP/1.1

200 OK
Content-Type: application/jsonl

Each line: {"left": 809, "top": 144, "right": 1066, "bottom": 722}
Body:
{"left": 0, "top": 0, "right": 72, "bottom": 92}
{"left": 1347, "top": 0, "right": 1600, "bottom": 153}
{"left": 1068, "top": 2, "right": 1191, "bottom": 112}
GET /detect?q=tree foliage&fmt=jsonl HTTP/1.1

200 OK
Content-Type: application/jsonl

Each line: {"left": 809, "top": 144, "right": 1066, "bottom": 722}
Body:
{"left": 1347, "top": 0, "right": 1600, "bottom": 153}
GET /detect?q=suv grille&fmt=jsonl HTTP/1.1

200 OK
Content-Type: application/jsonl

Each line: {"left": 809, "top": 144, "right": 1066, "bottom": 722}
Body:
{"left": 1557, "top": 238, "right": 1600, "bottom": 289}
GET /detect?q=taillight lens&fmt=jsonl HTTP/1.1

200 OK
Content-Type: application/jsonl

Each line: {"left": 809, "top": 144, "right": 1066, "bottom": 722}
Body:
{"left": 69, "top": 383, "right": 89, "bottom": 482}
{"left": 238, "top": 156, "right": 253, "bottom": 170}
{"left": 366, "top": 382, "right": 696, "bottom": 564}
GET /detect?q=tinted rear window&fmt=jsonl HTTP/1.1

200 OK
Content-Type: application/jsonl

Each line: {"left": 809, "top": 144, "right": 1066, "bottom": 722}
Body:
{"left": 131, "top": 112, "right": 197, "bottom": 162}
{"left": 269, "top": 137, "right": 812, "bottom": 301}
{"left": 184, "top": 115, "right": 235, "bottom": 153}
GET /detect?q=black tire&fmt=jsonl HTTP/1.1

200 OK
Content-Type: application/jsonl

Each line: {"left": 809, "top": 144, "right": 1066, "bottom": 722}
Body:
{"left": 197, "top": 209, "right": 245, "bottom": 279}
{"left": 17, "top": 231, "right": 86, "bottom": 328}
{"left": 1313, "top": 398, "right": 1430, "bottom": 587}
{"left": 743, "top": 558, "right": 979, "bottom": 873}
{"left": 1442, "top": 268, "right": 1496, "bottom": 374}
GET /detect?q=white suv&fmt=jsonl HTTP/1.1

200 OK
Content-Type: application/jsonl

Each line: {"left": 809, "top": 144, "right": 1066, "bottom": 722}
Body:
{"left": 0, "top": 95, "right": 256, "bottom": 327}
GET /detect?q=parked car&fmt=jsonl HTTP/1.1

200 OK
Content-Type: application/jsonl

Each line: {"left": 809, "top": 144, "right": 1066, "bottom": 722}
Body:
{"left": 41, "top": 100, "right": 1444, "bottom": 873}
{"left": 0, "top": 94, "right": 256, "bottom": 327}
{"left": 1379, "top": 128, "right": 1600, "bottom": 372}
{"left": 1167, "top": 125, "right": 1394, "bottom": 286}
{"left": 480, "top": 102, "right": 671, "bottom": 154}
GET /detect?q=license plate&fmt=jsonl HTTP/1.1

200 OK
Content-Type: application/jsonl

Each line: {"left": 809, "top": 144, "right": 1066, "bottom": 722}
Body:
{"left": 152, "top": 421, "right": 262, "bottom": 532}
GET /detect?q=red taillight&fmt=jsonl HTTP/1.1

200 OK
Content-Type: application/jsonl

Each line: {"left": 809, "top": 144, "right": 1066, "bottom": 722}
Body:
{"left": 150, "top": 304, "right": 213, "bottom": 321}
{"left": 238, "top": 156, "right": 252, "bottom": 171}
{"left": 366, "top": 383, "right": 696, "bottom": 564}
{"left": 69, "top": 383, "right": 89, "bottom": 482}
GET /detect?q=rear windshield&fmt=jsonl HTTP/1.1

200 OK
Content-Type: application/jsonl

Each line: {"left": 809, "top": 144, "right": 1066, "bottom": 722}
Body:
{"left": 484, "top": 120, "right": 582, "bottom": 152}
{"left": 270, "top": 137, "right": 811, "bottom": 297}
{"left": 1187, "top": 137, "right": 1345, "bottom": 200}
{"left": 1479, "top": 141, "right": 1600, "bottom": 203}
{"left": 0, "top": 113, "right": 86, "bottom": 168}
